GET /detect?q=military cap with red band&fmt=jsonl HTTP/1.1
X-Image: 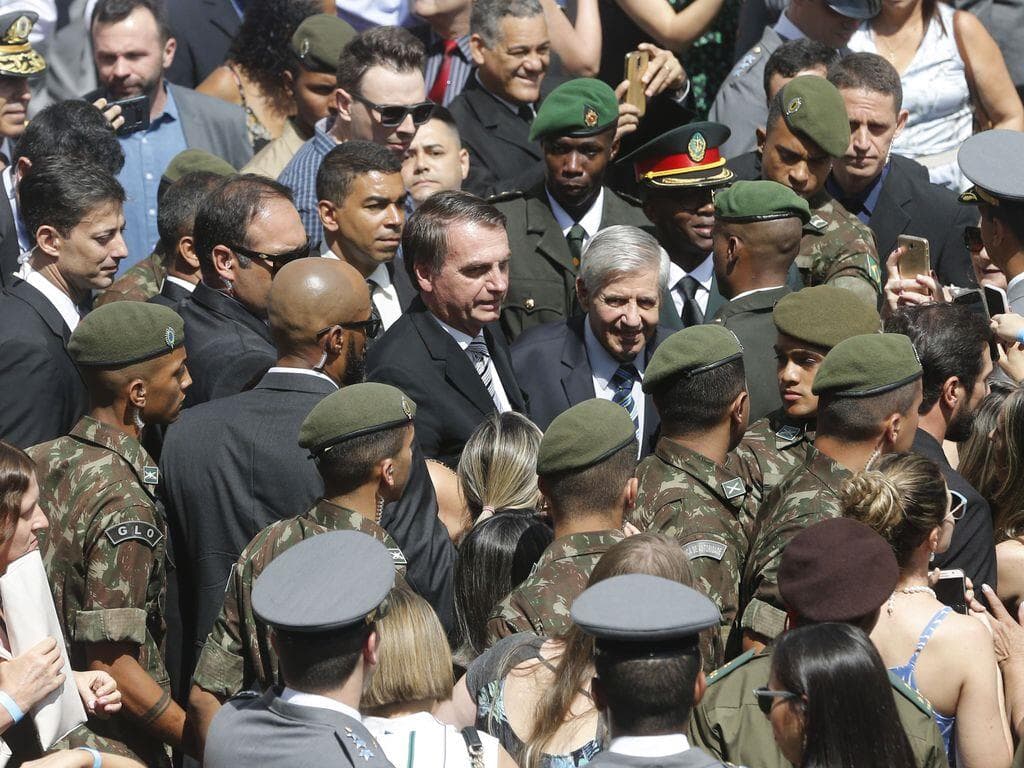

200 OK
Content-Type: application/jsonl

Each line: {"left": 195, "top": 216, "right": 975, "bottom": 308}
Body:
{"left": 618, "top": 122, "right": 734, "bottom": 189}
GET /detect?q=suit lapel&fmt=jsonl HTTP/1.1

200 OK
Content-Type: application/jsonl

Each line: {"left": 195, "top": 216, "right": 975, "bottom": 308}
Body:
{"left": 410, "top": 304, "right": 497, "bottom": 414}
{"left": 561, "top": 316, "right": 596, "bottom": 407}
{"left": 0, "top": 191, "right": 18, "bottom": 289}
{"left": 868, "top": 166, "right": 912, "bottom": 258}
{"left": 388, "top": 256, "right": 417, "bottom": 310}
{"left": 202, "top": 0, "right": 240, "bottom": 38}
{"left": 704, "top": 274, "right": 727, "bottom": 321}
{"left": 486, "top": 323, "right": 524, "bottom": 410}
{"left": 526, "top": 189, "right": 575, "bottom": 273}
{"left": 468, "top": 86, "right": 541, "bottom": 160}
{"left": 8, "top": 279, "right": 72, "bottom": 342}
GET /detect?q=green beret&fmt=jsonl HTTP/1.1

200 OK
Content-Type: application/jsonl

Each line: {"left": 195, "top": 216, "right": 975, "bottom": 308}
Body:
{"left": 290, "top": 14, "right": 355, "bottom": 74}
{"left": 536, "top": 399, "right": 636, "bottom": 475}
{"left": 773, "top": 286, "right": 881, "bottom": 349}
{"left": 776, "top": 76, "right": 850, "bottom": 158}
{"left": 811, "top": 333, "right": 922, "bottom": 397}
{"left": 161, "top": 149, "right": 236, "bottom": 186}
{"left": 530, "top": 78, "right": 618, "bottom": 142}
{"left": 68, "top": 302, "right": 184, "bottom": 367}
{"left": 642, "top": 325, "right": 743, "bottom": 393}
{"left": 714, "top": 180, "right": 811, "bottom": 224}
{"left": 299, "top": 383, "right": 415, "bottom": 456}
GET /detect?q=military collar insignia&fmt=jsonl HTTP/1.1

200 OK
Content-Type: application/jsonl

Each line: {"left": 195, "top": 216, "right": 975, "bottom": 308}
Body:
{"left": 142, "top": 465, "right": 159, "bottom": 484}
{"left": 344, "top": 727, "right": 375, "bottom": 761}
{"left": 687, "top": 131, "right": 707, "bottom": 163}
{"left": 775, "top": 424, "right": 802, "bottom": 442}
{"left": 164, "top": 326, "right": 176, "bottom": 347}
{"left": 785, "top": 96, "right": 803, "bottom": 116}
{"left": 720, "top": 477, "right": 746, "bottom": 499}
{"left": 583, "top": 104, "right": 598, "bottom": 128}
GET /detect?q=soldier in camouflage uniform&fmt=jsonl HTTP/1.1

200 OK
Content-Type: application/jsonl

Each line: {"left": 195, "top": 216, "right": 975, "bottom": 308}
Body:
{"left": 30, "top": 302, "right": 192, "bottom": 766}
{"left": 758, "top": 76, "right": 882, "bottom": 307}
{"left": 728, "top": 285, "right": 881, "bottom": 515}
{"left": 95, "top": 251, "right": 165, "bottom": 307}
{"left": 692, "top": 518, "right": 949, "bottom": 768}
{"left": 741, "top": 333, "right": 923, "bottom": 645}
{"left": 189, "top": 383, "right": 416, "bottom": 744}
{"left": 486, "top": 399, "right": 637, "bottom": 643}
{"left": 630, "top": 325, "right": 753, "bottom": 664}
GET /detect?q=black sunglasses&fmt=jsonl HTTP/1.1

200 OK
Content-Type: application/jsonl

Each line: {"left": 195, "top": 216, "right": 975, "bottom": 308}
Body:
{"left": 753, "top": 686, "right": 801, "bottom": 716}
{"left": 963, "top": 225, "right": 983, "bottom": 252}
{"left": 230, "top": 239, "right": 318, "bottom": 271}
{"left": 316, "top": 315, "right": 382, "bottom": 340}
{"left": 350, "top": 92, "right": 434, "bottom": 128}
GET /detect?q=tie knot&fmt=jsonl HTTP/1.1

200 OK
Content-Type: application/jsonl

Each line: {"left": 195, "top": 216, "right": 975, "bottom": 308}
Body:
{"left": 467, "top": 336, "right": 490, "bottom": 358}
{"left": 517, "top": 103, "right": 534, "bottom": 122}
{"left": 611, "top": 364, "right": 639, "bottom": 389}
{"left": 443, "top": 38, "right": 458, "bottom": 54}
{"left": 680, "top": 275, "right": 702, "bottom": 300}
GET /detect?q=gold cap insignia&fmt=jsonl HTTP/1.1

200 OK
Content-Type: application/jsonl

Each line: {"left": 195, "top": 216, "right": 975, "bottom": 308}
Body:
{"left": 785, "top": 97, "right": 803, "bottom": 116}
{"left": 583, "top": 104, "right": 598, "bottom": 128}
{"left": 687, "top": 131, "right": 707, "bottom": 163}
{"left": 9, "top": 15, "right": 31, "bottom": 42}
{"left": 0, "top": 14, "right": 45, "bottom": 76}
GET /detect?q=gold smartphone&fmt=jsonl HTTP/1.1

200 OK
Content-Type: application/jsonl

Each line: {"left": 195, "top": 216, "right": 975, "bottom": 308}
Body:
{"left": 897, "top": 234, "right": 931, "bottom": 279}
{"left": 624, "top": 51, "right": 649, "bottom": 118}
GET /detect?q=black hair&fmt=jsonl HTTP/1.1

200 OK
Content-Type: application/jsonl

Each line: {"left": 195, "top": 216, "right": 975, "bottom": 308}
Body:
{"left": 771, "top": 623, "right": 917, "bottom": 768}
{"left": 827, "top": 52, "right": 904, "bottom": 112}
{"left": 313, "top": 424, "right": 409, "bottom": 496}
{"left": 15, "top": 99, "right": 124, "bottom": 174}
{"left": 91, "top": 0, "right": 171, "bottom": 41}
{"left": 275, "top": 624, "right": 370, "bottom": 694}
{"left": 157, "top": 171, "right": 223, "bottom": 256}
{"left": 19, "top": 157, "right": 125, "bottom": 241}
{"left": 816, "top": 380, "right": 920, "bottom": 442}
{"left": 984, "top": 200, "right": 1024, "bottom": 245}
{"left": 316, "top": 140, "right": 402, "bottom": 205}
{"left": 765, "top": 87, "right": 787, "bottom": 132}
{"left": 335, "top": 26, "right": 424, "bottom": 93}
{"left": 763, "top": 40, "right": 840, "bottom": 99}
{"left": 542, "top": 441, "right": 638, "bottom": 523}
{"left": 650, "top": 358, "right": 746, "bottom": 435}
{"left": 426, "top": 104, "right": 463, "bottom": 146}
{"left": 402, "top": 190, "right": 506, "bottom": 282}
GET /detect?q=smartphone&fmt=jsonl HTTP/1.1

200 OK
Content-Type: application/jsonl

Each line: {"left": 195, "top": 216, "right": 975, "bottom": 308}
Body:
{"left": 950, "top": 286, "right": 990, "bottom": 321}
{"left": 934, "top": 569, "right": 968, "bottom": 615}
{"left": 109, "top": 93, "right": 150, "bottom": 136}
{"left": 985, "top": 284, "right": 1009, "bottom": 317}
{"left": 624, "top": 51, "right": 649, "bottom": 118}
{"left": 897, "top": 234, "right": 931, "bottom": 279}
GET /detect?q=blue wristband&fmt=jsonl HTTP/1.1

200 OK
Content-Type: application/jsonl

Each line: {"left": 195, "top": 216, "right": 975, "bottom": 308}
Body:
{"left": 0, "top": 690, "right": 23, "bottom": 723}
{"left": 1016, "top": 329, "right": 1024, "bottom": 345}
{"left": 75, "top": 747, "right": 102, "bottom": 768}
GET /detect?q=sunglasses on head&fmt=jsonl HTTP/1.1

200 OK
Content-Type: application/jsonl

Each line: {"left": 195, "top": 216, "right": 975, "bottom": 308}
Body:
{"left": 752, "top": 686, "right": 801, "bottom": 716}
{"left": 350, "top": 92, "right": 434, "bottom": 128}
{"left": 230, "top": 239, "right": 318, "bottom": 272}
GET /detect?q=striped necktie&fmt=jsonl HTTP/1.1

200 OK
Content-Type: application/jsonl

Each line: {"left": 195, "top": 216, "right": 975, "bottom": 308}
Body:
{"left": 611, "top": 364, "right": 640, "bottom": 438}
{"left": 467, "top": 334, "right": 499, "bottom": 409}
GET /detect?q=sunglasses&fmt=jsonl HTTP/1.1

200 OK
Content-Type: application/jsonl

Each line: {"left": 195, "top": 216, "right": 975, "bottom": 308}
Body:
{"left": 315, "top": 315, "right": 382, "bottom": 340}
{"left": 947, "top": 490, "right": 967, "bottom": 522}
{"left": 963, "top": 226, "right": 983, "bottom": 253}
{"left": 753, "top": 686, "right": 801, "bottom": 716}
{"left": 350, "top": 92, "right": 434, "bottom": 128}
{"left": 230, "top": 239, "right": 318, "bottom": 272}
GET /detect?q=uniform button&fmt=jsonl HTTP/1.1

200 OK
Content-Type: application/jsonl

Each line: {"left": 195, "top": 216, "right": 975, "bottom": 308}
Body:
{"left": 572, "top": 257, "right": 580, "bottom": 267}
{"left": 524, "top": 298, "right": 535, "bottom": 310}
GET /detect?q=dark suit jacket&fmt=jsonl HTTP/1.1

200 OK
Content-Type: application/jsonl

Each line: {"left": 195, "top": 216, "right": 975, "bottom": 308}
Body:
{"left": 512, "top": 315, "right": 673, "bottom": 455}
{"left": 176, "top": 282, "right": 276, "bottom": 406}
{"left": 0, "top": 191, "right": 19, "bottom": 289}
{"left": 389, "top": 255, "right": 417, "bottom": 310}
{"left": 168, "top": 84, "right": 253, "bottom": 168}
{"left": 165, "top": 0, "right": 239, "bottom": 89}
{"left": 0, "top": 280, "right": 86, "bottom": 448}
{"left": 448, "top": 77, "right": 551, "bottom": 198}
{"left": 366, "top": 297, "right": 525, "bottom": 467}
{"left": 147, "top": 278, "right": 193, "bottom": 309}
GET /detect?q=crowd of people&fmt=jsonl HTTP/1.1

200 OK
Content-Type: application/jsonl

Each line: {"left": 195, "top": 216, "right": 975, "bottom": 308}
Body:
{"left": 0, "top": 0, "right": 1023, "bottom": 766}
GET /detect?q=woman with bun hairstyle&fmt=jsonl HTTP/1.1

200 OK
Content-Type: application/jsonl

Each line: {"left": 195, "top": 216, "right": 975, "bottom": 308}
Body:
{"left": 841, "top": 452, "right": 1011, "bottom": 768}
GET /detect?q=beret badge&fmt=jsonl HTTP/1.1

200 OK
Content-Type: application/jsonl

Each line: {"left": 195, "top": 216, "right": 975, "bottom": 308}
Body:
{"left": 164, "top": 327, "right": 176, "bottom": 348}
{"left": 785, "top": 96, "right": 803, "bottom": 115}
{"left": 583, "top": 104, "right": 598, "bottom": 128}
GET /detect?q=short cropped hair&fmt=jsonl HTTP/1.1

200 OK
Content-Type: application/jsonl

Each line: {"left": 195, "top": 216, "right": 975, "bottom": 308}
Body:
{"left": 827, "top": 52, "right": 904, "bottom": 112}
{"left": 763, "top": 40, "right": 839, "bottom": 97}
{"left": 15, "top": 100, "right": 124, "bottom": 174}
{"left": 157, "top": 171, "right": 223, "bottom": 255}
{"left": 579, "top": 225, "right": 670, "bottom": 296}
{"left": 314, "top": 424, "right": 409, "bottom": 495}
{"left": 542, "top": 441, "right": 638, "bottom": 522}
{"left": 471, "top": 0, "right": 543, "bottom": 46}
{"left": 20, "top": 158, "right": 125, "bottom": 241}
{"left": 595, "top": 645, "right": 702, "bottom": 733}
{"left": 275, "top": 624, "right": 370, "bottom": 694}
{"left": 426, "top": 104, "right": 463, "bottom": 146}
{"left": 91, "top": 0, "right": 171, "bottom": 42}
{"left": 335, "top": 26, "right": 424, "bottom": 93}
{"left": 316, "top": 140, "right": 402, "bottom": 206}
{"left": 650, "top": 358, "right": 747, "bottom": 435}
{"left": 402, "top": 190, "right": 506, "bottom": 281}
{"left": 817, "top": 380, "right": 921, "bottom": 441}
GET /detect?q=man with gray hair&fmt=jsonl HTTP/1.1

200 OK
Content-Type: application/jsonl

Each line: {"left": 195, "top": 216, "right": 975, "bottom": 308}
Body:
{"left": 512, "top": 225, "right": 674, "bottom": 456}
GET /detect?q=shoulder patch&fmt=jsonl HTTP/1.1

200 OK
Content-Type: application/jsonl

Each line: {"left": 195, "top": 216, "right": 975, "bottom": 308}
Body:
{"left": 388, "top": 547, "right": 407, "bottom": 566}
{"left": 706, "top": 648, "right": 757, "bottom": 685}
{"left": 487, "top": 190, "right": 524, "bottom": 204}
{"left": 775, "top": 424, "right": 802, "bottom": 442}
{"left": 104, "top": 520, "right": 163, "bottom": 549}
{"left": 683, "top": 539, "right": 728, "bottom": 561}
{"left": 887, "top": 670, "right": 935, "bottom": 716}
{"left": 807, "top": 214, "right": 827, "bottom": 232}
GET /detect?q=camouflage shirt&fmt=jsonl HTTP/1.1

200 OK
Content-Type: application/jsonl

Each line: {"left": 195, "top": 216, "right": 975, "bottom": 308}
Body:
{"left": 798, "top": 192, "right": 881, "bottom": 308}
{"left": 485, "top": 529, "right": 624, "bottom": 644}
{"left": 95, "top": 252, "right": 165, "bottom": 307}
{"left": 740, "top": 445, "right": 852, "bottom": 640}
{"left": 30, "top": 416, "right": 168, "bottom": 766}
{"left": 192, "top": 500, "right": 407, "bottom": 697}
{"left": 632, "top": 438, "right": 752, "bottom": 662}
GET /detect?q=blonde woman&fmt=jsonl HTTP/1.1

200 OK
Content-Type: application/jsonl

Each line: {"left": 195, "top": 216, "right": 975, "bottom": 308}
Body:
{"left": 458, "top": 413, "right": 543, "bottom": 523}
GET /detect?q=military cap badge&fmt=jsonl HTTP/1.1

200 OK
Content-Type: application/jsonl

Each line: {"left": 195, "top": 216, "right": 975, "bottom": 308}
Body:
{"left": 785, "top": 97, "right": 803, "bottom": 116}
{"left": 299, "top": 38, "right": 310, "bottom": 57}
{"left": 583, "top": 104, "right": 598, "bottom": 128}
{"left": 8, "top": 15, "right": 31, "bottom": 43}
{"left": 164, "top": 326, "right": 176, "bottom": 348}
{"left": 687, "top": 131, "right": 707, "bottom": 163}
{"left": 401, "top": 396, "right": 412, "bottom": 419}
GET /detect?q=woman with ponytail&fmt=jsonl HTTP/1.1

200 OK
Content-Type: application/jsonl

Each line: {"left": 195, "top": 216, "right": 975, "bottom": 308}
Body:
{"left": 841, "top": 453, "right": 1011, "bottom": 768}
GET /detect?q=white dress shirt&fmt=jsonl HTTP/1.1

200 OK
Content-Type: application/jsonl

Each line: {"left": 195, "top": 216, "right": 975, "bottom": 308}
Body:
{"left": 584, "top": 319, "right": 645, "bottom": 443}
{"left": 667, "top": 254, "right": 715, "bottom": 317}
{"left": 163, "top": 275, "right": 196, "bottom": 294}
{"left": 728, "top": 285, "right": 785, "bottom": 302}
{"left": 266, "top": 366, "right": 338, "bottom": 387}
{"left": 608, "top": 734, "right": 692, "bottom": 757}
{"left": 279, "top": 687, "right": 363, "bottom": 721}
{"left": 433, "top": 316, "right": 512, "bottom": 413}
{"left": 16, "top": 261, "right": 80, "bottom": 331}
{"left": 320, "top": 244, "right": 404, "bottom": 330}
{"left": 546, "top": 187, "right": 605, "bottom": 253}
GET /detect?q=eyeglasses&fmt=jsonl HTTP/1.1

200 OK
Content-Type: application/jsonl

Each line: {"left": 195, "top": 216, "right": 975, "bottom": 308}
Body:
{"left": 350, "top": 92, "right": 434, "bottom": 128}
{"left": 947, "top": 490, "right": 967, "bottom": 522}
{"left": 753, "top": 686, "right": 801, "bottom": 716}
{"left": 229, "top": 239, "right": 318, "bottom": 272}
{"left": 315, "top": 315, "right": 382, "bottom": 340}
{"left": 963, "top": 226, "right": 983, "bottom": 253}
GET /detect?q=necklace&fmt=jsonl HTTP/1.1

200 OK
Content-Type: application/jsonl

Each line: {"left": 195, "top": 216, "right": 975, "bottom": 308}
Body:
{"left": 887, "top": 585, "right": 936, "bottom": 616}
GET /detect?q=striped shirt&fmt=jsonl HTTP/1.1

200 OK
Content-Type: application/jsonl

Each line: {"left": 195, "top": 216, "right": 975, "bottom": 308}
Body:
{"left": 277, "top": 117, "right": 337, "bottom": 245}
{"left": 421, "top": 30, "right": 475, "bottom": 107}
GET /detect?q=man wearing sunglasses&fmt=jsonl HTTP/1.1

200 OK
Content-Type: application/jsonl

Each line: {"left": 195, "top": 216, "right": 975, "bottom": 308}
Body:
{"left": 278, "top": 26, "right": 428, "bottom": 247}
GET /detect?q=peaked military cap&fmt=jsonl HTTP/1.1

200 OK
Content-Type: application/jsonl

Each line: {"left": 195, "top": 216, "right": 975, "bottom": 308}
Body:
{"left": 536, "top": 398, "right": 636, "bottom": 475}
{"left": 252, "top": 531, "right": 395, "bottom": 632}
{"left": 779, "top": 518, "right": 898, "bottom": 622}
{"left": 773, "top": 285, "right": 881, "bottom": 349}
{"left": 290, "top": 14, "right": 356, "bottom": 74}
{"left": 161, "top": 148, "right": 236, "bottom": 186}
{"left": 0, "top": 12, "right": 45, "bottom": 77}
{"left": 299, "top": 382, "right": 415, "bottom": 456}
{"left": 68, "top": 302, "right": 185, "bottom": 367}
{"left": 826, "top": 0, "right": 882, "bottom": 19}
{"left": 714, "top": 180, "right": 811, "bottom": 224}
{"left": 530, "top": 78, "right": 618, "bottom": 142}
{"left": 957, "top": 129, "right": 1024, "bottom": 207}
{"left": 618, "top": 122, "right": 734, "bottom": 189}
{"left": 775, "top": 76, "right": 850, "bottom": 158}
{"left": 572, "top": 574, "right": 721, "bottom": 642}
{"left": 643, "top": 325, "right": 743, "bottom": 392}
{"left": 811, "top": 333, "right": 922, "bottom": 397}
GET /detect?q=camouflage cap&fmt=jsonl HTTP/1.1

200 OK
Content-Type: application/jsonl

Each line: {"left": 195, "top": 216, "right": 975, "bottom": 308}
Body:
{"left": 536, "top": 398, "right": 636, "bottom": 475}
{"left": 299, "top": 382, "right": 416, "bottom": 456}
{"left": 714, "top": 180, "right": 811, "bottom": 224}
{"left": 290, "top": 14, "right": 356, "bottom": 74}
{"left": 252, "top": 530, "right": 395, "bottom": 632}
{"left": 776, "top": 76, "right": 850, "bottom": 158}
{"left": 779, "top": 518, "right": 898, "bottom": 622}
{"left": 160, "top": 148, "right": 236, "bottom": 186}
{"left": 68, "top": 301, "right": 185, "bottom": 367}
{"left": 0, "top": 12, "right": 45, "bottom": 77}
{"left": 530, "top": 78, "right": 618, "bottom": 142}
{"left": 811, "top": 333, "right": 922, "bottom": 397}
{"left": 773, "top": 285, "right": 881, "bottom": 349}
{"left": 642, "top": 325, "right": 744, "bottom": 393}
{"left": 572, "top": 574, "right": 721, "bottom": 642}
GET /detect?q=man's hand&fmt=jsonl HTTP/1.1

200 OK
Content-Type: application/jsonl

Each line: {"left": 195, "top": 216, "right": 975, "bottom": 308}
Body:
{"left": 613, "top": 81, "right": 640, "bottom": 147}
{"left": 881, "top": 248, "right": 946, "bottom": 319}
{"left": 990, "top": 313, "right": 1024, "bottom": 345}
{"left": 92, "top": 97, "right": 125, "bottom": 132}
{"left": 634, "top": 43, "right": 686, "bottom": 97}
{"left": 0, "top": 637, "right": 65, "bottom": 714}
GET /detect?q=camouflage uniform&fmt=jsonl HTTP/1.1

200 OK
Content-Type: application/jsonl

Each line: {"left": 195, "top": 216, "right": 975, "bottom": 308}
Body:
{"left": 631, "top": 437, "right": 752, "bottom": 664}
{"left": 740, "top": 445, "right": 852, "bottom": 640}
{"left": 192, "top": 500, "right": 407, "bottom": 697}
{"left": 690, "top": 648, "right": 950, "bottom": 768}
{"left": 30, "top": 416, "right": 169, "bottom": 767}
{"left": 485, "top": 529, "right": 624, "bottom": 644}
{"left": 798, "top": 192, "right": 881, "bottom": 308}
{"left": 95, "top": 252, "right": 165, "bottom": 307}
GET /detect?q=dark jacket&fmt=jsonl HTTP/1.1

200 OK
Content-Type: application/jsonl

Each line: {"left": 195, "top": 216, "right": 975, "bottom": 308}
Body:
{"left": 147, "top": 278, "right": 193, "bottom": 309}
{"left": 0, "top": 189, "right": 19, "bottom": 289}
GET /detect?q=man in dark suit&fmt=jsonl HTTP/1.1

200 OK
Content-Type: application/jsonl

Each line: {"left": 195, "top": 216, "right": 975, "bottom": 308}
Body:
{"left": 165, "top": 0, "right": 238, "bottom": 88}
{"left": 825, "top": 53, "right": 978, "bottom": 288}
{"left": 367, "top": 191, "right": 524, "bottom": 467}
{"left": 0, "top": 158, "right": 126, "bottom": 448}
{"left": 179, "top": 175, "right": 311, "bottom": 406}
{"left": 513, "top": 225, "right": 673, "bottom": 457}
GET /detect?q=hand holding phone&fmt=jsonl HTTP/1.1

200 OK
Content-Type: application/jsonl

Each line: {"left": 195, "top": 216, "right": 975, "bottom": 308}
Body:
{"left": 935, "top": 569, "right": 969, "bottom": 615}
{"left": 897, "top": 234, "right": 931, "bottom": 279}
{"left": 107, "top": 94, "right": 150, "bottom": 136}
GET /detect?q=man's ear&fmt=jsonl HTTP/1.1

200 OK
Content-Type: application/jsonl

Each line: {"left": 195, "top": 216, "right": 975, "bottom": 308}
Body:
{"left": 469, "top": 33, "right": 487, "bottom": 67}
{"left": 732, "top": 390, "right": 749, "bottom": 428}
{"left": 693, "top": 670, "right": 707, "bottom": 706}
{"left": 364, "top": 629, "right": 380, "bottom": 668}
{"left": 14, "top": 156, "right": 30, "bottom": 182}
{"left": 941, "top": 375, "right": 960, "bottom": 412}
{"left": 128, "top": 378, "right": 147, "bottom": 409}
{"left": 178, "top": 235, "right": 200, "bottom": 270}
{"left": 281, "top": 69, "right": 295, "bottom": 101}
{"left": 161, "top": 35, "right": 177, "bottom": 71}
{"left": 755, "top": 127, "right": 767, "bottom": 154}
{"left": 414, "top": 259, "right": 435, "bottom": 294}
{"left": 379, "top": 456, "right": 397, "bottom": 493}
{"left": 211, "top": 244, "right": 236, "bottom": 283}
{"left": 725, "top": 235, "right": 742, "bottom": 272}
{"left": 609, "top": 136, "right": 621, "bottom": 162}
{"left": 576, "top": 277, "right": 590, "bottom": 311}
{"left": 335, "top": 88, "right": 354, "bottom": 123}
{"left": 318, "top": 199, "right": 340, "bottom": 232}
{"left": 894, "top": 108, "right": 910, "bottom": 139}
{"left": 623, "top": 475, "right": 639, "bottom": 510}
{"left": 34, "top": 224, "right": 62, "bottom": 258}
{"left": 459, "top": 148, "right": 470, "bottom": 181}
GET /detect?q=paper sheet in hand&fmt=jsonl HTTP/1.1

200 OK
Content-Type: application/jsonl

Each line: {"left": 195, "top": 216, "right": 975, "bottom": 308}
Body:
{"left": 0, "top": 550, "right": 86, "bottom": 748}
